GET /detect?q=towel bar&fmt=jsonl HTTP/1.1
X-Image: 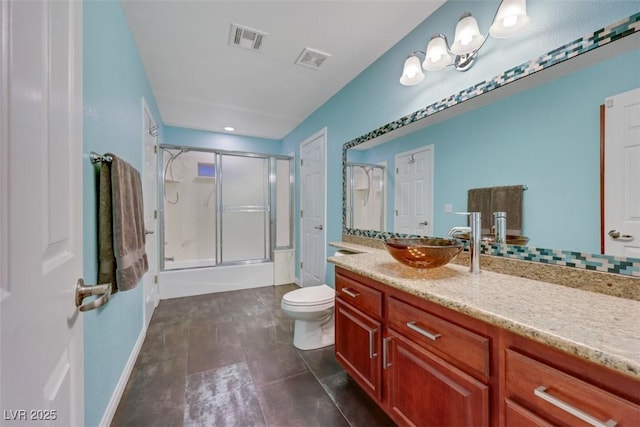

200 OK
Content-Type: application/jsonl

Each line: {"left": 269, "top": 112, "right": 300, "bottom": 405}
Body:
{"left": 90, "top": 152, "right": 113, "bottom": 164}
{"left": 75, "top": 278, "right": 111, "bottom": 312}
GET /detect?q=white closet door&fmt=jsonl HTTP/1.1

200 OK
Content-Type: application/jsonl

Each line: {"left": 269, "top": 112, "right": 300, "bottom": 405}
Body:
{"left": 1, "top": 1, "right": 84, "bottom": 425}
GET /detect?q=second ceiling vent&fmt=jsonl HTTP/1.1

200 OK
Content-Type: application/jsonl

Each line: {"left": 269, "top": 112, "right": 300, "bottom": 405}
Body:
{"left": 295, "top": 47, "right": 331, "bottom": 70}
{"left": 229, "top": 23, "right": 267, "bottom": 52}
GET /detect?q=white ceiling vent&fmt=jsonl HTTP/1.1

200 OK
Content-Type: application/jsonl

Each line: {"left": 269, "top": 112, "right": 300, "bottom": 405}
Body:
{"left": 295, "top": 47, "right": 331, "bottom": 70}
{"left": 229, "top": 23, "right": 267, "bottom": 52}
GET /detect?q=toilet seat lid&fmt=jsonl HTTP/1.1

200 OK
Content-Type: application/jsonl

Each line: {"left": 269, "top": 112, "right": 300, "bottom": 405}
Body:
{"left": 283, "top": 284, "right": 334, "bottom": 306}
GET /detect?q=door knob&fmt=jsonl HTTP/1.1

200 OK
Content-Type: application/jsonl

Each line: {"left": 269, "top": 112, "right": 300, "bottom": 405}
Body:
{"left": 608, "top": 230, "right": 634, "bottom": 241}
{"left": 314, "top": 224, "right": 324, "bottom": 230}
{"left": 418, "top": 221, "right": 429, "bottom": 226}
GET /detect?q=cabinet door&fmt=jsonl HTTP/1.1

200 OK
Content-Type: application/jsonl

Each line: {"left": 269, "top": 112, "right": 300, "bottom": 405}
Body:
{"left": 335, "top": 298, "right": 382, "bottom": 401}
{"left": 387, "top": 331, "right": 489, "bottom": 427}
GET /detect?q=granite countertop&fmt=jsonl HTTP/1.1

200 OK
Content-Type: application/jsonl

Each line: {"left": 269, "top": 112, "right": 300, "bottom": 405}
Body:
{"left": 328, "top": 242, "right": 640, "bottom": 379}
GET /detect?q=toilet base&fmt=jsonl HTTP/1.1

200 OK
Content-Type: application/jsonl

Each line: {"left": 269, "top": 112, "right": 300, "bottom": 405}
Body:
{"left": 292, "top": 314, "right": 335, "bottom": 350}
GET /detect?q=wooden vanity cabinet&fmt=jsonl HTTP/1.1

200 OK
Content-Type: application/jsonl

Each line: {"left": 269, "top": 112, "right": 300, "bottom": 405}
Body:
{"left": 335, "top": 267, "right": 495, "bottom": 426}
{"left": 334, "top": 267, "right": 640, "bottom": 427}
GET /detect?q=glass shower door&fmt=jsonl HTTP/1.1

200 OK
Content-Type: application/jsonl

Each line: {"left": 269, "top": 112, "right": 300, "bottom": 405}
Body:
{"left": 219, "top": 154, "right": 270, "bottom": 263}
{"left": 162, "top": 149, "right": 217, "bottom": 269}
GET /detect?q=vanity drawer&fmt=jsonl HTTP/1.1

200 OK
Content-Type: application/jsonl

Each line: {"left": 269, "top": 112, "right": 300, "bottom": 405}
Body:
{"left": 335, "top": 273, "right": 382, "bottom": 318}
{"left": 505, "top": 349, "right": 640, "bottom": 426}
{"left": 387, "top": 296, "right": 490, "bottom": 379}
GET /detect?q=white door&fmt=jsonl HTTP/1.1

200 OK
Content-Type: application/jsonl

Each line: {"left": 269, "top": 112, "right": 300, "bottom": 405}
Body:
{"left": 1, "top": 1, "right": 84, "bottom": 425}
{"left": 142, "top": 100, "right": 159, "bottom": 327}
{"left": 300, "top": 129, "right": 326, "bottom": 287}
{"left": 604, "top": 88, "right": 640, "bottom": 258}
{"left": 394, "top": 146, "right": 434, "bottom": 236}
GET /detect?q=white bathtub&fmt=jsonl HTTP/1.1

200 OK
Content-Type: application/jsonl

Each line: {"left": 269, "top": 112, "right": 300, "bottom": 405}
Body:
{"left": 164, "top": 258, "right": 216, "bottom": 270}
{"left": 159, "top": 261, "right": 274, "bottom": 299}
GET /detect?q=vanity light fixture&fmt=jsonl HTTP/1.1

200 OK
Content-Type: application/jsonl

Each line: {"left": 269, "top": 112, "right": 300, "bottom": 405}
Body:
{"left": 400, "top": 0, "right": 530, "bottom": 85}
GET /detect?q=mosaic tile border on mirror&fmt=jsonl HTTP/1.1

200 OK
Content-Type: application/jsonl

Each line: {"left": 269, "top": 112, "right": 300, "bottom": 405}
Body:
{"left": 342, "top": 12, "right": 640, "bottom": 279}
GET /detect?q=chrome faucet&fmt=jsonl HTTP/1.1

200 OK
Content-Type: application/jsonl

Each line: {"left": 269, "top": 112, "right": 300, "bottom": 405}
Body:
{"left": 493, "top": 211, "right": 507, "bottom": 244}
{"left": 451, "top": 212, "right": 482, "bottom": 274}
{"left": 448, "top": 226, "right": 471, "bottom": 237}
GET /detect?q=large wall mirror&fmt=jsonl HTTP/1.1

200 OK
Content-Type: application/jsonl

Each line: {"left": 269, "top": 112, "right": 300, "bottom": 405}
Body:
{"left": 343, "top": 18, "right": 639, "bottom": 263}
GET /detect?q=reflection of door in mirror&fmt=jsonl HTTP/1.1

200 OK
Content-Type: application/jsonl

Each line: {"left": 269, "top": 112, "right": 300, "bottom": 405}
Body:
{"left": 346, "top": 163, "right": 386, "bottom": 231}
{"left": 394, "top": 146, "right": 433, "bottom": 236}
{"left": 604, "top": 87, "right": 640, "bottom": 258}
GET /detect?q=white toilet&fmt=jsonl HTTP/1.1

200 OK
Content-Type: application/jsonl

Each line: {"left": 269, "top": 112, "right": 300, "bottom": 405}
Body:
{"left": 281, "top": 284, "right": 335, "bottom": 350}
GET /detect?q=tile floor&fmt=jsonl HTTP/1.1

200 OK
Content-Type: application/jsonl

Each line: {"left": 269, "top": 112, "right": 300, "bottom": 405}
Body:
{"left": 111, "top": 284, "right": 394, "bottom": 427}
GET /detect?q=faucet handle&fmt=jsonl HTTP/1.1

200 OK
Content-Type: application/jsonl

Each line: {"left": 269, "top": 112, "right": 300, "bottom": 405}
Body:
{"left": 455, "top": 211, "right": 481, "bottom": 221}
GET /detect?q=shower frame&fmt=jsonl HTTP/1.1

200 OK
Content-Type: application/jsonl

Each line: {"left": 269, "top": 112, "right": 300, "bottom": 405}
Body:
{"left": 346, "top": 162, "right": 386, "bottom": 231}
{"left": 159, "top": 144, "right": 294, "bottom": 271}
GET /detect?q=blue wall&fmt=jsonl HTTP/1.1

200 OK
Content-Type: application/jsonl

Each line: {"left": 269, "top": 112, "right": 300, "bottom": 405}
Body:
{"left": 164, "top": 126, "right": 282, "bottom": 154}
{"left": 82, "top": 1, "right": 163, "bottom": 425}
{"left": 280, "top": 1, "right": 640, "bottom": 286}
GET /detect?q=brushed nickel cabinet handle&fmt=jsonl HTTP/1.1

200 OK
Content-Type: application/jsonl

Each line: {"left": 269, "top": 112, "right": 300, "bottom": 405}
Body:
{"left": 534, "top": 386, "right": 617, "bottom": 427}
{"left": 342, "top": 288, "right": 360, "bottom": 298}
{"left": 368, "top": 329, "right": 378, "bottom": 359}
{"left": 406, "top": 321, "right": 441, "bottom": 341}
{"left": 383, "top": 337, "right": 392, "bottom": 369}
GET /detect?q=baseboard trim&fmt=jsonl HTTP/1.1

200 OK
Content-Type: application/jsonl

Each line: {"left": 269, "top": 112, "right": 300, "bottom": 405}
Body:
{"left": 99, "top": 323, "right": 147, "bottom": 427}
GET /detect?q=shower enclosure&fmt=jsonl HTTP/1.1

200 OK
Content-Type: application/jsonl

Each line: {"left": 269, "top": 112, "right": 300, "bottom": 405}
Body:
{"left": 160, "top": 145, "right": 293, "bottom": 276}
{"left": 346, "top": 162, "right": 386, "bottom": 231}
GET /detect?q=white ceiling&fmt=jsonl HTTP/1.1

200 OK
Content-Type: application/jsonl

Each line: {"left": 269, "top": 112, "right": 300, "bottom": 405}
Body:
{"left": 121, "top": 1, "right": 446, "bottom": 140}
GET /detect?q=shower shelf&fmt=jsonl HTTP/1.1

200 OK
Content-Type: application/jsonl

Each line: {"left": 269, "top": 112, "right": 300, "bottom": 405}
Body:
{"left": 164, "top": 178, "right": 181, "bottom": 183}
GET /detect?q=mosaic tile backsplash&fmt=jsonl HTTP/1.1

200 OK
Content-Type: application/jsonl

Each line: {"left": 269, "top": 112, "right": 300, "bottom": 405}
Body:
{"left": 342, "top": 13, "right": 640, "bottom": 279}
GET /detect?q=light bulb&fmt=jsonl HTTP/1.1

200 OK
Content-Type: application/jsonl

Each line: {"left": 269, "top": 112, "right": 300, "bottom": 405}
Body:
{"left": 451, "top": 13, "right": 485, "bottom": 55}
{"left": 503, "top": 15, "right": 518, "bottom": 27}
{"left": 423, "top": 35, "right": 451, "bottom": 71}
{"left": 489, "top": 0, "right": 530, "bottom": 38}
{"left": 400, "top": 55, "right": 425, "bottom": 85}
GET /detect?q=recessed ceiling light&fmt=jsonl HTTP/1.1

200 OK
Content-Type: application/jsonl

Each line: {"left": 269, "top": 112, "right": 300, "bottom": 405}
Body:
{"left": 224, "top": 126, "right": 235, "bottom": 132}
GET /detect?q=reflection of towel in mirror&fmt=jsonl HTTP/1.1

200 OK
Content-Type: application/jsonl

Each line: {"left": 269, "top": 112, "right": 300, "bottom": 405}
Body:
{"left": 98, "top": 154, "right": 148, "bottom": 292}
{"left": 467, "top": 188, "right": 492, "bottom": 234}
{"left": 491, "top": 185, "right": 523, "bottom": 235}
{"left": 468, "top": 185, "right": 524, "bottom": 235}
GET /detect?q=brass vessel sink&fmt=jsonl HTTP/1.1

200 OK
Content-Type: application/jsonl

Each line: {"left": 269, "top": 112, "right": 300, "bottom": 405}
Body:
{"left": 383, "top": 238, "right": 463, "bottom": 269}
{"left": 454, "top": 233, "right": 529, "bottom": 246}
